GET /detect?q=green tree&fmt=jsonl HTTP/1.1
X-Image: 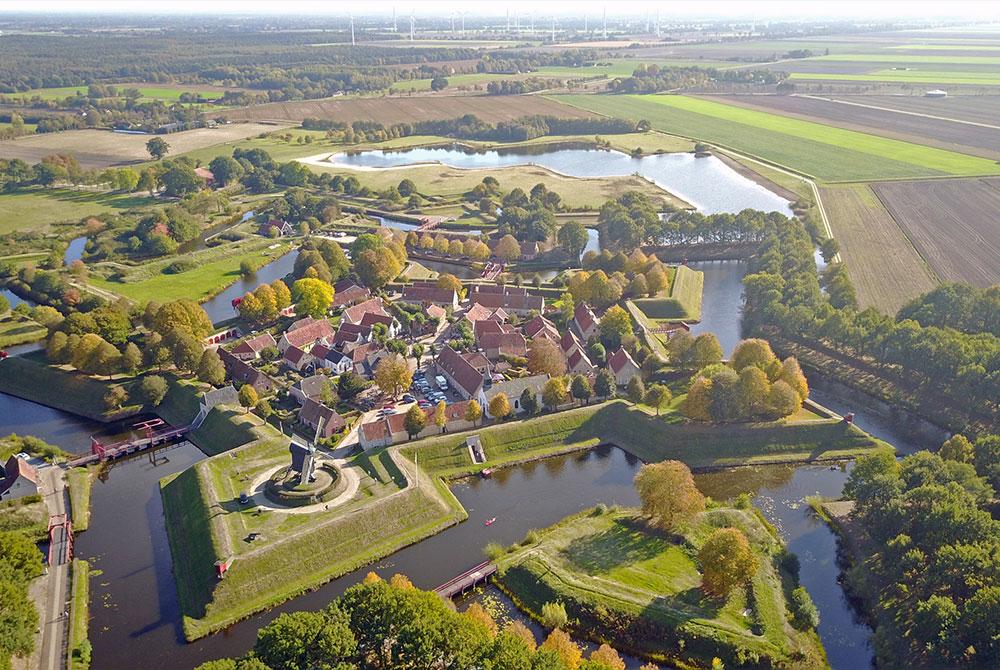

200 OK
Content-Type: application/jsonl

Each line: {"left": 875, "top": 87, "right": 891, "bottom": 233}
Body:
{"left": 699, "top": 527, "right": 758, "bottom": 597}
{"left": 939, "top": 434, "right": 974, "bottom": 464}
{"left": 519, "top": 388, "right": 539, "bottom": 415}
{"left": 208, "top": 155, "right": 244, "bottom": 186}
{"left": 598, "top": 305, "right": 631, "bottom": 350}
{"left": 104, "top": 385, "right": 129, "bottom": 410}
{"left": 161, "top": 164, "right": 202, "bottom": 197}
{"left": 634, "top": 460, "right": 705, "bottom": 531}
{"left": 121, "top": 342, "right": 143, "bottom": 376}
{"left": 540, "top": 601, "right": 568, "bottom": 629}
{"left": 271, "top": 279, "right": 292, "bottom": 311}
{"left": 594, "top": 369, "right": 615, "bottom": 399}
{"left": 557, "top": 221, "right": 589, "bottom": 259}
{"left": 153, "top": 300, "right": 213, "bottom": 339}
{"left": 253, "top": 606, "right": 357, "bottom": 670}
{"left": 434, "top": 400, "right": 448, "bottom": 432}
{"left": 197, "top": 349, "right": 226, "bottom": 386}
{"left": 238, "top": 384, "right": 259, "bottom": 413}
{"left": 732, "top": 338, "right": 777, "bottom": 373}
{"left": 0, "top": 579, "right": 39, "bottom": 667}
{"left": 626, "top": 376, "right": 645, "bottom": 405}
{"left": 337, "top": 371, "right": 367, "bottom": 399}
{"left": 170, "top": 332, "right": 203, "bottom": 372}
{"left": 403, "top": 404, "right": 427, "bottom": 439}
{"left": 494, "top": 235, "right": 521, "bottom": 263}
{"left": 146, "top": 136, "right": 169, "bottom": 159}
{"left": 570, "top": 375, "right": 592, "bottom": 406}
{"left": 430, "top": 76, "right": 449, "bottom": 91}
{"left": 139, "top": 375, "right": 169, "bottom": 406}
{"left": 355, "top": 246, "right": 402, "bottom": 290}
{"left": 643, "top": 383, "right": 672, "bottom": 415}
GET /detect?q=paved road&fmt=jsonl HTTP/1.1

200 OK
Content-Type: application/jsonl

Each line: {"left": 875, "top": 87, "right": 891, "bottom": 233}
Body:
{"left": 37, "top": 465, "right": 70, "bottom": 670}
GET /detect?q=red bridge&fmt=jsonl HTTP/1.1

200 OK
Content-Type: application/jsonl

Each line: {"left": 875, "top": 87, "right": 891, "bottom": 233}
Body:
{"left": 434, "top": 560, "right": 496, "bottom": 599}
{"left": 481, "top": 262, "right": 504, "bottom": 280}
{"left": 67, "top": 418, "right": 192, "bottom": 467}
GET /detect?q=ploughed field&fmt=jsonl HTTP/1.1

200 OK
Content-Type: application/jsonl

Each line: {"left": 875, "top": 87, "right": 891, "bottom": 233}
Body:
{"left": 818, "top": 183, "right": 938, "bottom": 314}
{"left": 710, "top": 94, "right": 1000, "bottom": 160}
{"left": 0, "top": 123, "right": 285, "bottom": 169}
{"left": 828, "top": 95, "right": 1000, "bottom": 126}
{"left": 220, "top": 94, "right": 594, "bottom": 125}
{"left": 871, "top": 178, "right": 1000, "bottom": 288}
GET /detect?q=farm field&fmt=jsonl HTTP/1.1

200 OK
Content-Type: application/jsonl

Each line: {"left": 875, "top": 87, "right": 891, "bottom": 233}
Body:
{"left": 0, "top": 188, "right": 156, "bottom": 234}
{"left": 818, "top": 183, "right": 937, "bottom": 314}
{"left": 557, "top": 94, "right": 1000, "bottom": 181}
{"left": 829, "top": 95, "right": 1000, "bottom": 125}
{"left": 300, "top": 157, "right": 687, "bottom": 210}
{"left": 871, "top": 178, "right": 1000, "bottom": 287}
{"left": 789, "top": 71, "right": 1000, "bottom": 86}
{"left": 0, "top": 123, "right": 285, "bottom": 169}
{"left": 218, "top": 93, "right": 593, "bottom": 125}
{"left": 8, "top": 83, "right": 238, "bottom": 102}
{"left": 710, "top": 94, "right": 1000, "bottom": 160}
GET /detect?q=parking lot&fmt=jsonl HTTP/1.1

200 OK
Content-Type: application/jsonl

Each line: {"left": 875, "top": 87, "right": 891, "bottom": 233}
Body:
{"left": 357, "top": 365, "right": 462, "bottom": 418}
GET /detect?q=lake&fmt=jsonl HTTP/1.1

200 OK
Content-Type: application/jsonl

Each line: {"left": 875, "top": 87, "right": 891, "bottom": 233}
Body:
{"left": 327, "top": 146, "right": 793, "bottom": 216}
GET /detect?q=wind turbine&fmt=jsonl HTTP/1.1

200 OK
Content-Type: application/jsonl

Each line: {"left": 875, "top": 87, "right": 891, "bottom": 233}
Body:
{"left": 392, "top": 6, "right": 397, "bottom": 32}
{"left": 603, "top": 6, "right": 607, "bottom": 40}
{"left": 350, "top": 13, "right": 355, "bottom": 46}
{"left": 410, "top": 9, "right": 415, "bottom": 41}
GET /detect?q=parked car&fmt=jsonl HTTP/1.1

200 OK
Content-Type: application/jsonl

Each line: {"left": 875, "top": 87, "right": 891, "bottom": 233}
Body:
{"left": 402, "top": 394, "right": 416, "bottom": 403}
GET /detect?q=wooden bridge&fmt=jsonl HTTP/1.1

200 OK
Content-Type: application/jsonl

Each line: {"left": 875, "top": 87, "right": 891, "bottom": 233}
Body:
{"left": 66, "top": 419, "right": 192, "bottom": 467}
{"left": 434, "top": 560, "right": 496, "bottom": 599}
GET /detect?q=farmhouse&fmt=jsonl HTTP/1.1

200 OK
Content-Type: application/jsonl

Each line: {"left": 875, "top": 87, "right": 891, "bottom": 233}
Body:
{"left": 290, "top": 374, "right": 331, "bottom": 405}
{"left": 399, "top": 284, "right": 460, "bottom": 309}
{"left": 298, "top": 398, "right": 345, "bottom": 439}
{"left": 0, "top": 455, "right": 39, "bottom": 501}
{"left": 358, "top": 400, "right": 473, "bottom": 449}
{"left": 258, "top": 220, "right": 294, "bottom": 237}
{"left": 465, "top": 289, "right": 543, "bottom": 315}
{"left": 342, "top": 297, "right": 390, "bottom": 326}
{"left": 282, "top": 345, "right": 314, "bottom": 372}
{"left": 435, "top": 345, "right": 489, "bottom": 399}
{"left": 572, "top": 302, "right": 599, "bottom": 341}
{"left": 331, "top": 280, "right": 371, "bottom": 309}
{"left": 608, "top": 347, "right": 641, "bottom": 386}
{"left": 230, "top": 332, "right": 277, "bottom": 361}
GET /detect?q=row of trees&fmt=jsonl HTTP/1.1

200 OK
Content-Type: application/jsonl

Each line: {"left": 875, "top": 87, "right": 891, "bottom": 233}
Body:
{"left": 843, "top": 438, "right": 1000, "bottom": 667}
{"left": 608, "top": 63, "right": 784, "bottom": 94}
{"left": 196, "top": 572, "right": 640, "bottom": 670}
{"left": 742, "top": 212, "right": 1000, "bottom": 414}
{"left": 0, "top": 528, "right": 43, "bottom": 669}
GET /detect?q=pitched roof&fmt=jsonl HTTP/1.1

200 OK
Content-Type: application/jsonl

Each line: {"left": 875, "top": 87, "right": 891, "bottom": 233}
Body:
{"left": 473, "top": 318, "right": 504, "bottom": 341}
{"left": 567, "top": 348, "right": 594, "bottom": 372}
{"left": 231, "top": 332, "right": 276, "bottom": 355}
{"left": 2, "top": 455, "right": 38, "bottom": 487}
{"left": 360, "top": 312, "right": 394, "bottom": 329}
{"left": 560, "top": 330, "right": 585, "bottom": 355}
{"left": 200, "top": 385, "right": 239, "bottom": 408}
{"left": 283, "top": 345, "right": 311, "bottom": 366}
{"left": 400, "top": 285, "right": 457, "bottom": 305}
{"left": 574, "top": 302, "right": 597, "bottom": 334}
{"left": 466, "top": 291, "right": 543, "bottom": 313}
{"left": 288, "top": 316, "right": 316, "bottom": 331}
{"left": 343, "top": 297, "right": 388, "bottom": 324}
{"left": 484, "top": 374, "right": 548, "bottom": 403}
{"left": 470, "top": 284, "right": 528, "bottom": 297}
{"left": 361, "top": 417, "right": 391, "bottom": 443}
{"left": 463, "top": 303, "right": 494, "bottom": 323}
{"left": 283, "top": 319, "right": 335, "bottom": 349}
{"left": 295, "top": 374, "right": 329, "bottom": 399}
{"left": 480, "top": 331, "right": 527, "bottom": 357}
{"left": 219, "top": 349, "right": 276, "bottom": 389}
{"left": 523, "top": 315, "right": 559, "bottom": 340}
{"left": 436, "top": 346, "right": 486, "bottom": 398}
{"left": 333, "top": 322, "right": 367, "bottom": 347}
{"left": 300, "top": 397, "right": 345, "bottom": 430}
{"left": 608, "top": 347, "right": 639, "bottom": 374}
{"left": 426, "top": 305, "right": 447, "bottom": 321}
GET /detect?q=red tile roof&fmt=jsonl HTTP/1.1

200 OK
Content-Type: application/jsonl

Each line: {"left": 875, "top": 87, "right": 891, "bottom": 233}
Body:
{"left": 608, "top": 347, "right": 639, "bottom": 374}
{"left": 283, "top": 319, "right": 335, "bottom": 349}
{"left": 343, "top": 298, "right": 388, "bottom": 325}
{"left": 436, "top": 346, "right": 486, "bottom": 397}
{"left": 574, "top": 302, "right": 597, "bottom": 334}
{"left": 231, "top": 332, "right": 276, "bottom": 356}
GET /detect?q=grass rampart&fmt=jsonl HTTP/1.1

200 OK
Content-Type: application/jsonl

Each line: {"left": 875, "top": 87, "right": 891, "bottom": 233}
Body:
{"left": 66, "top": 468, "right": 94, "bottom": 532}
{"left": 632, "top": 264, "right": 704, "bottom": 321}
{"left": 68, "top": 558, "right": 91, "bottom": 670}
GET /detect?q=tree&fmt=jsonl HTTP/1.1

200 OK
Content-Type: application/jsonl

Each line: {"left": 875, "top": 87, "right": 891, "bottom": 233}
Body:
{"left": 139, "top": 375, "right": 168, "bottom": 406}
{"left": 732, "top": 338, "right": 777, "bottom": 373}
{"left": 698, "top": 528, "right": 758, "bottom": 597}
{"left": 594, "top": 369, "right": 615, "bottom": 399}
{"left": 46, "top": 331, "right": 68, "bottom": 363}
{"left": 104, "top": 386, "right": 129, "bottom": 410}
{"left": 588, "top": 644, "right": 626, "bottom": 670}
{"left": 778, "top": 356, "right": 808, "bottom": 400}
{"left": 643, "top": 383, "right": 672, "bottom": 415}
{"left": 292, "top": 278, "right": 334, "bottom": 319}
{"left": 540, "top": 629, "right": 581, "bottom": 670}
{"left": 557, "top": 221, "right": 589, "bottom": 258}
{"left": 398, "top": 178, "right": 417, "bottom": 197}
{"left": 430, "top": 76, "right": 449, "bottom": 91}
{"left": 434, "top": 401, "right": 447, "bottom": 432}
{"left": 736, "top": 366, "right": 770, "bottom": 420}
{"left": 146, "top": 137, "right": 169, "bottom": 160}
{"left": 766, "top": 379, "right": 801, "bottom": 419}
{"left": 253, "top": 607, "right": 357, "bottom": 670}
{"left": 540, "top": 601, "right": 568, "bottom": 629}
{"left": 238, "top": 384, "right": 259, "bottom": 413}
{"left": 527, "top": 338, "right": 566, "bottom": 377}
{"left": 626, "top": 376, "right": 645, "bottom": 405}
{"left": 519, "top": 388, "right": 539, "bottom": 415}
{"left": 686, "top": 333, "right": 723, "bottom": 368}
{"left": 153, "top": 300, "right": 213, "bottom": 339}
{"left": 161, "top": 164, "right": 202, "bottom": 197}
{"left": 0, "top": 579, "right": 38, "bottom": 667}
{"left": 410, "top": 343, "right": 425, "bottom": 365}
{"left": 598, "top": 305, "right": 631, "bottom": 350}
{"left": 337, "top": 370, "right": 367, "bottom": 400}
{"left": 542, "top": 377, "right": 568, "bottom": 411}
{"left": 121, "top": 342, "right": 143, "bottom": 376}
{"left": 464, "top": 399, "right": 482, "bottom": 426}
{"left": 634, "top": 460, "right": 706, "bottom": 531}
{"left": 197, "top": 349, "right": 226, "bottom": 386}
{"left": 355, "top": 246, "right": 402, "bottom": 290}
{"left": 489, "top": 393, "right": 511, "bottom": 420}
{"left": 683, "top": 376, "right": 713, "bottom": 421}
{"left": 436, "top": 273, "right": 463, "bottom": 297}
{"left": 374, "top": 355, "right": 412, "bottom": 399}
{"left": 404, "top": 405, "right": 427, "bottom": 439}
{"left": 494, "top": 235, "right": 521, "bottom": 263}
{"left": 171, "top": 332, "right": 203, "bottom": 372}
{"left": 570, "top": 375, "right": 592, "bottom": 406}
{"left": 940, "top": 435, "right": 974, "bottom": 463}
{"left": 208, "top": 155, "right": 244, "bottom": 186}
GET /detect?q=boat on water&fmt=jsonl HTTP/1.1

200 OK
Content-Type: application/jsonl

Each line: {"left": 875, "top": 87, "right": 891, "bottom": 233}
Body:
{"left": 484, "top": 517, "right": 496, "bottom": 526}
{"left": 480, "top": 468, "right": 493, "bottom": 477}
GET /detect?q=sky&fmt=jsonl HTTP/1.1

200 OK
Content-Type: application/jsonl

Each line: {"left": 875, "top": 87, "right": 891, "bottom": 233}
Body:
{"left": 0, "top": 0, "right": 997, "bottom": 21}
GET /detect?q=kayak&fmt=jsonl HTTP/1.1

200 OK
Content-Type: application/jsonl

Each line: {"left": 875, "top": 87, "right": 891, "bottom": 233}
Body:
{"left": 484, "top": 517, "right": 496, "bottom": 526}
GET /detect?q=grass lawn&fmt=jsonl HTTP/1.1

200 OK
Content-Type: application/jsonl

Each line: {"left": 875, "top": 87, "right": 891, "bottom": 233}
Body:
{"left": 0, "top": 495, "right": 48, "bottom": 541}
{"left": 188, "top": 406, "right": 272, "bottom": 456}
{"left": 89, "top": 239, "right": 292, "bottom": 303}
{"left": 15, "top": 84, "right": 228, "bottom": 102}
{"left": 495, "top": 507, "right": 825, "bottom": 668}
{"left": 0, "top": 188, "right": 157, "bottom": 234}
{"left": 66, "top": 468, "right": 94, "bottom": 532}
{"left": 556, "top": 94, "right": 1000, "bottom": 181}
{"left": 808, "top": 53, "right": 1000, "bottom": 65}
{"left": 632, "top": 264, "right": 704, "bottom": 321}
{"left": 68, "top": 558, "right": 91, "bottom": 670}
{"left": 0, "top": 312, "right": 47, "bottom": 348}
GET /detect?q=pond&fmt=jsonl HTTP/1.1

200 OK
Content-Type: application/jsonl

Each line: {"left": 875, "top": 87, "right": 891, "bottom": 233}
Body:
{"left": 64, "top": 236, "right": 88, "bottom": 266}
{"left": 327, "top": 146, "right": 792, "bottom": 216}
{"left": 197, "top": 250, "right": 300, "bottom": 324}
{"left": 1, "top": 287, "right": 35, "bottom": 311}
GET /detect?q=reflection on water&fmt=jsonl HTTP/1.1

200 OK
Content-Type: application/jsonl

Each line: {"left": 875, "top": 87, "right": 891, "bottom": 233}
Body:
{"left": 198, "top": 250, "right": 299, "bottom": 324}
{"left": 330, "top": 147, "right": 792, "bottom": 216}
{"left": 64, "top": 236, "right": 87, "bottom": 265}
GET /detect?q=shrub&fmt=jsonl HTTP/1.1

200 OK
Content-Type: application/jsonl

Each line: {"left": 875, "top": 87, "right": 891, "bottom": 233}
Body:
{"left": 790, "top": 586, "right": 820, "bottom": 630}
{"left": 484, "top": 542, "right": 505, "bottom": 560}
{"left": 593, "top": 503, "right": 608, "bottom": 515}
{"left": 778, "top": 549, "right": 801, "bottom": 581}
{"left": 540, "top": 601, "right": 568, "bottom": 629}
{"left": 162, "top": 260, "right": 196, "bottom": 274}
{"left": 521, "top": 529, "right": 540, "bottom": 545}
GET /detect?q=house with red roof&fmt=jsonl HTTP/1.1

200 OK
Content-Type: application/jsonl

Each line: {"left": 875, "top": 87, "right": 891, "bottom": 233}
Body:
{"left": 480, "top": 331, "right": 527, "bottom": 360}
{"left": 435, "top": 346, "right": 489, "bottom": 400}
{"left": 572, "top": 303, "right": 599, "bottom": 341}
{"left": 230, "top": 332, "right": 277, "bottom": 361}
{"left": 219, "top": 349, "right": 278, "bottom": 394}
{"left": 608, "top": 347, "right": 641, "bottom": 386}
{"left": 342, "top": 297, "right": 389, "bottom": 326}
{"left": 278, "top": 319, "right": 335, "bottom": 353}
{"left": 0, "top": 455, "right": 38, "bottom": 501}
{"left": 399, "top": 285, "right": 460, "bottom": 310}
{"left": 523, "top": 314, "right": 560, "bottom": 342}
{"left": 298, "top": 398, "right": 346, "bottom": 440}
{"left": 359, "top": 400, "right": 474, "bottom": 449}
{"left": 332, "top": 280, "right": 371, "bottom": 309}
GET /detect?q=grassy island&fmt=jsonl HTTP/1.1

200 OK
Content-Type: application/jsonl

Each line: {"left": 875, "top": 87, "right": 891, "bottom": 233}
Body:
{"left": 495, "top": 506, "right": 827, "bottom": 669}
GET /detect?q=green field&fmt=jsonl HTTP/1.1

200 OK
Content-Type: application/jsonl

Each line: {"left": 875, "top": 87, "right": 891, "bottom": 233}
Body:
{"left": 809, "top": 53, "right": 1000, "bottom": 64}
{"left": 12, "top": 85, "right": 225, "bottom": 102}
{"left": 0, "top": 189, "right": 156, "bottom": 234}
{"left": 0, "top": 313, "right": 47, "bottom": 348}
{"left": 632, "top": 264, "right": 704, "bottom": 321}
{"left": 556, "top": 94, "right": 1000, "bottom": 181}
{"left": 496, "top": 507, "right": 825, "bottom": 668}
{"left": 789, "top": 70, "right": 1000, "bottom": 85}
{"left": 89, "top": 240, "right": 293, "bottom": 304}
